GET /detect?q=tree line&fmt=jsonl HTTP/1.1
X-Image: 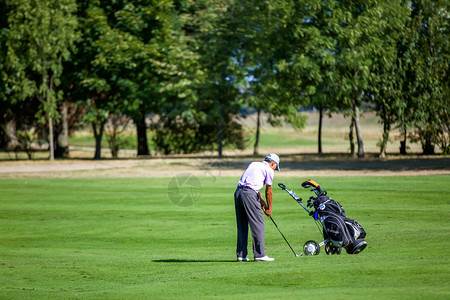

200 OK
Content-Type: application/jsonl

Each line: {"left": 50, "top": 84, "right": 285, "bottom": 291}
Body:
{"left": 0, "top": 0, "right": 448, "bottom": 159}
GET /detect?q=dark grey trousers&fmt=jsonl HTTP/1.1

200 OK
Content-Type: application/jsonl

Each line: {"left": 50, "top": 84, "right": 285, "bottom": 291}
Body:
{"left": 234, "top": 187, "right": 266, "bottom": 258}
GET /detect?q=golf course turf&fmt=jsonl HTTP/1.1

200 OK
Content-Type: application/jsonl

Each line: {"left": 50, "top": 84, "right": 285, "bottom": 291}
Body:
{"left": 0, "top": 175, "right": 449, "bottom": 299}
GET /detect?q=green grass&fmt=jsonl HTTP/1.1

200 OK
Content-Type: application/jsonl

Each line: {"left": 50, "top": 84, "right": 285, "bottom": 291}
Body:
{"left": 1, "top": 176, "right": 449, "bottom": 299}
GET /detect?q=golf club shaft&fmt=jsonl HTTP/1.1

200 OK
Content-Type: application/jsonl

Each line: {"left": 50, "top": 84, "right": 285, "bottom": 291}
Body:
{"left": 298, "top": 201, "right": 311, "bottom": 214}
{"left": 269, "top": 216, "right": 298, "bottom": 256}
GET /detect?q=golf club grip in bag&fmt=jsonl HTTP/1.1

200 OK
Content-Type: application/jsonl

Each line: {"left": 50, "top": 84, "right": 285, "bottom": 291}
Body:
{"left": 313, "top": 194, "right": 366, "bottom": 254}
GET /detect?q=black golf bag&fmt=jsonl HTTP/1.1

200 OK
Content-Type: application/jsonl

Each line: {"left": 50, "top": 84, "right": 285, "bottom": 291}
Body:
{"left": 278, "top": 179, "right": 367, "bottom": 256}
{"left": 311, "top": 192, "right": 367, "bottom": 254}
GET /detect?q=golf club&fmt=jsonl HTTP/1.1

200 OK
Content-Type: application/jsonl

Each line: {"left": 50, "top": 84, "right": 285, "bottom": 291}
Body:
{"left": 269, "top": 216, "right": 303, "bottom": 257}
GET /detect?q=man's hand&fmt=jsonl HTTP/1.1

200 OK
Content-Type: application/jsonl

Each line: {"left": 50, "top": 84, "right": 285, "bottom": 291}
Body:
{"left": 262, "top": 206, "right": 272, "bottom": 217}
{"left": 258, "top": 191, "right": 271, "bottom": 217}
{"left": 259, "top": 195, "right": 266, "bottom": 209}
{"left": 258, "top": 187, "right": 273, "bottom": 217}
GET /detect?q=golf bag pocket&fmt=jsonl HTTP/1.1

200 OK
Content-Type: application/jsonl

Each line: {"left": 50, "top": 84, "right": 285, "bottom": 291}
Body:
{"left": 322, "top": 215, "right": 351, "bottom": 248}
{"left": 344, "top": 218, "right": 366, "bottom": 240}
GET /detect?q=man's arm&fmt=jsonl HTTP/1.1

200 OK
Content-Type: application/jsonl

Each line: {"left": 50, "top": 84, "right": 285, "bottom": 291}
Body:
{"left": 264, "top": 185, "right": 273, "bottom": 217}
{"left": 258, "top": 191, "right": 267, "bottom": 209}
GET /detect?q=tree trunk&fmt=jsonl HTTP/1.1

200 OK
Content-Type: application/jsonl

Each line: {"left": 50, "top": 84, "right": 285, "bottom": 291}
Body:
{"left": 49, "top": 116, "right": 54, "bottom": 161}
{"left": 55, "top": 101, "right": 69, "bottom": 158}
{"left": 318, "top": 107, "right": 323, "bottom": 154}
{"left": 353, "top": 100, "right": 364, "bottom": 158}
{"left": 46, "top": 73, "right": 55, "bottom": 161}
{"left": 400, "top": 126, "right": 407, "bottom": 155}
{"left": 6, "top": 120, "right": 18, "bottom": 148}
{"left": 349, "top": 117, "right": 355, "bottom": 157}
{"left": 253, "top": 108, "right": 261, "bottom": 156}
{"left": 422, "top": 116, "right": 435, "bottom": 154}
{"left": 136, "top": 109, "right": 149, "bottom": 156}
{"left": 379, "top": 108, "right": 390, "bottom": 158}
{"left": 379, "top": 124, "right": 389, "bottom": 158}
{"left": 218, "top": 105, "right": 224, "bottom": 158}
{"left": 0, "top": 119, "right": 10, "bottom": 149}
{"left": 92, "top": 121, "right": 105, "bottom": 160}
{"left": 110, "top": 127, "right": 119, "bottom": 158}
{"left": 422, "top": 136, "right": 435, "bottom": 155}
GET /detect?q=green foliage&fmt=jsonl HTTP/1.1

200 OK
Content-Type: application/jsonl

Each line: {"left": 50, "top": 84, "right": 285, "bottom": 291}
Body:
{"left": 362, "top": 1, "right": 411, "bottom": 157}
{"left": 367, "top": 0, "right": 449, "bottom": 155}
{"left": 151, "top": 115, "right": 205, "bottom": 155}
{"left": 64, "top": 0, "right": 203, "bottom": 157}
{"left": 151, "top": 114, "right": 247, "bottom": 154}
{"left": 0, "top": 3, "right": 9, "bottom": 106}
{"left": 184, "top": 0, "right": 249, "bottom": 156}
{"left": 267, "top": 0, "right": 339, "bottom": 104}
{"left": 1, "top": 0, "right": 448, "bottom": 157}
{"left": 4, "top": 0, "right": 79, "bottom": 159}
{"left": 5, "top": 0, "right": 79, "bottom": 116}
{"left": 239, "top": 0, "right": 312, "bottom": 129}
{"left": 402, "top": 0, "right": 449, "bottom": 154}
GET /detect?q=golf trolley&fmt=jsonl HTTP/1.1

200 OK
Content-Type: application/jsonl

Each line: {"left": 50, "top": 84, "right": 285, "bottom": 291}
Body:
{"left": 278, "top": 179, "right": 367, "bottom": 256}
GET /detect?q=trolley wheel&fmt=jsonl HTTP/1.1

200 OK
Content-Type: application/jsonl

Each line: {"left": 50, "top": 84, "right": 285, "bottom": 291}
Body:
{"left": 325, "top": 242, "right": 342, "bottom": 255}
{"left": 303, "top": 240, "right": 320, "bottom": 256}
{"left": 346, "top": 239, "right": 367, "bottom": 254}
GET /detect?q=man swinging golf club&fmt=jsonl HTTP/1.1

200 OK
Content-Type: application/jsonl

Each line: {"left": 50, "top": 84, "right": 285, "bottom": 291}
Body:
{"left": 234, "top": 153, "right": 280, "bottom": 262}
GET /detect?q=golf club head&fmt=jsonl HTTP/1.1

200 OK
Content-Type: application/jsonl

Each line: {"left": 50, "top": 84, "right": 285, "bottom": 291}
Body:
{"left": 278, "top": 183, "right": 287, "bottom": 190}
{"left": 295, "top": 253, "right": 303, "bottom": 257}
{"left": 301, "top": 179, "right": 320, "bottom": 189}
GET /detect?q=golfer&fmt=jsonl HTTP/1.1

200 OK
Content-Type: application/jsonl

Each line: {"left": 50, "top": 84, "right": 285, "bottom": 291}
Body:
{"left": 234, "top": 153, "right": 280, "bottom": 262}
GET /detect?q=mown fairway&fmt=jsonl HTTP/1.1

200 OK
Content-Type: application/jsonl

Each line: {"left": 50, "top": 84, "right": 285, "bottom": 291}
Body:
{"left": 0, "top": 176, "right": 449, "bottom": 299}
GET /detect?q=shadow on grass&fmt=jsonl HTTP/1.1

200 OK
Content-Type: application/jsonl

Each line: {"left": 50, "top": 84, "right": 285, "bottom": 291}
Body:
{"left": 153, "top": 259, "right": 238, "bottom": 263}
{"left": 207, "top": 154, "right": 450, "bottom": 172}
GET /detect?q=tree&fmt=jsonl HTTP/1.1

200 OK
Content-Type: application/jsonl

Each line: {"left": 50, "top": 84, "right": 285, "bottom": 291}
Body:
{"left": 254, "top": 1, "right": 349, "bottom": 155}
{"left": 265, "top": 0, "right": 414, "bottom": 158}
{"left": 403, "top": 0, "right": 449, "bottom": 154}
{"left": 184, "top": 0, "right": 249, "bottom": 157}
{"left": 282, "top": 2, "right": 340, "bottom": 155}
{"left": 237, "top": 0, "right": 309, "bottom": 155}
{"left": 5, "top": 0, "right": 79, "bottom": 160}
{"left": 372, "top": 0, "right": 449, "bottom": 156}
{"left": 0, "top": 1, "right": 11, "bottom": 149}
{"left": 0, "top": 3, "right": 43, "bottom": 155}
{"left": 66, "top": 0, "right": 196, "bottom": 158}
{"left": 331, "top": 0, "right": 408, "bottom": 158}
{"left": 366, "top": 1, "right": 410, "bottom": 157}
{"left": 67, "top": 0, "right": 144, "bottom": 159}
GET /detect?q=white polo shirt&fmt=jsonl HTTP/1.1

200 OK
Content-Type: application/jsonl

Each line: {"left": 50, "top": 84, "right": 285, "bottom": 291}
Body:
{"left": 237, "top": 161, "right": 274, "bottom": 193}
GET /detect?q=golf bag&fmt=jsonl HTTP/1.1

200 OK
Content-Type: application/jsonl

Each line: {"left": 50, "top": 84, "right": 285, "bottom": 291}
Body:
{"left": 311, "top": 192, "right": 367, "bottom": 254}
{"left": 278, "top": 179, "right": 367, "bottom": 256}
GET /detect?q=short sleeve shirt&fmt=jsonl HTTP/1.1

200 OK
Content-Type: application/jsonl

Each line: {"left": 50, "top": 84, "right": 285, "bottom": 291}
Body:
{"left": 237, "top": 161, "right": 274, "bottom": 193}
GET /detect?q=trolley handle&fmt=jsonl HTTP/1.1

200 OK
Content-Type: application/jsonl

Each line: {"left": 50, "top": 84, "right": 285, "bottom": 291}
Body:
{"left": 278, "top": 182, "right": 311, "bottom": 214}
{"left": 278, "top": 183, "right": 301, "bottom": 201}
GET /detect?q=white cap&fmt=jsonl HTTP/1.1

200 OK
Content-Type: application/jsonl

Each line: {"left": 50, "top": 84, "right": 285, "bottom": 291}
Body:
{"left": 265, "top": 153, "right": 280, "bottom": 171}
